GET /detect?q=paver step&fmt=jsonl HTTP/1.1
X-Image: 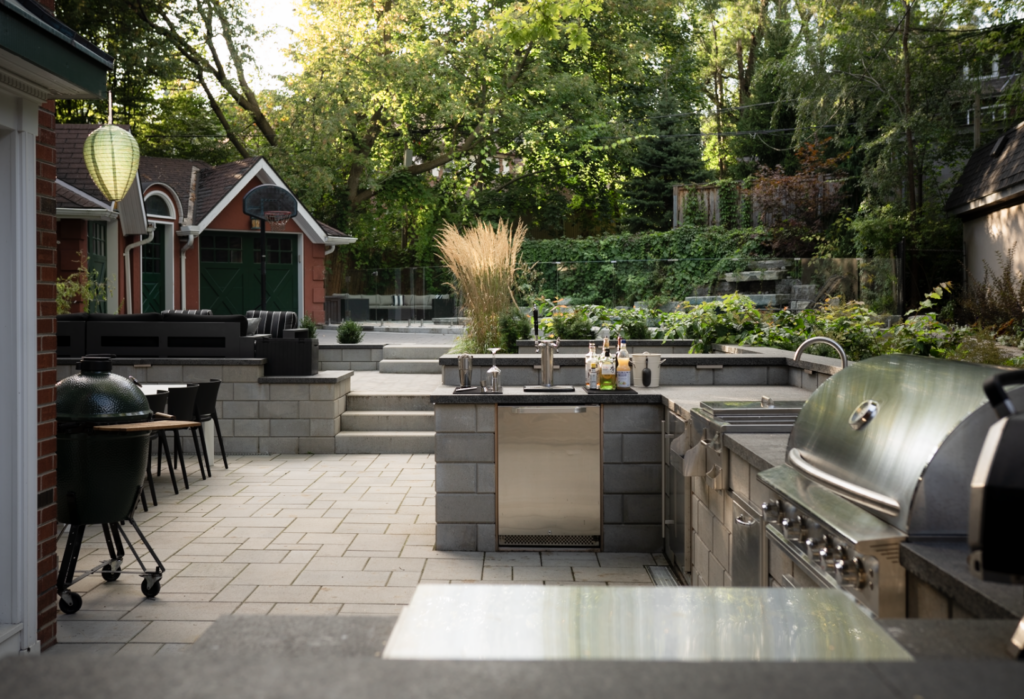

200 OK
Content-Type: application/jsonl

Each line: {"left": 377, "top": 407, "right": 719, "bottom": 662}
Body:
{"left": 378, "top": 359, "right": 442, "bottom": 374}
{"left": 346, "top": 393, "right": 434, "bottom": 412}
{"left": 722, "top": 270, "right": 787, "bottom": 283}
{"left": 341, "top": 410, "right": 435, "bottom": 432}
{"left": 382, "top": 345, "right": 452, "bottom": 360}
{"left": 335, "top": 431, "right": 435, "bottom": 454}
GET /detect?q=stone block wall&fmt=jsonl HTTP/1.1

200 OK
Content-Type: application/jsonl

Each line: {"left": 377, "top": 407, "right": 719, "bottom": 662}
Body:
{"left": 602, "top": 404, "right": 664, "bottom": 552}
{"left": 434, "top": 404, "right": 497, "bottom": 552}
{"left": 434, "top": 402, "right": 665, "bottom": 553}
{"left": 320, "top": 345, "right": 384, "bottom": 372}
{"left": 56, "top": 362, "right": 351, "bottom": 454}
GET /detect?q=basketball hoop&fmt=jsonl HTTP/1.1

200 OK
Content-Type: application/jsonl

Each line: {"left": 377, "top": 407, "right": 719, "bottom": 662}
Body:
{"left": 264, "top": 210, "right": 290, "bottom": 231}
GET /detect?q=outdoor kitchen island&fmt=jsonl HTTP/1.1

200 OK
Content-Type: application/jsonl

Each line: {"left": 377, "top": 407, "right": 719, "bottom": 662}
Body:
{"left": 431, "top": 381, "right": 814, "bottom": 553}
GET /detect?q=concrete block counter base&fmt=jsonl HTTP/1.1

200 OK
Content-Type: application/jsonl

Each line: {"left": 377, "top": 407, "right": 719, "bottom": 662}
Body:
{"left": 57, "top": 359, "right": 352, "bottom": 455}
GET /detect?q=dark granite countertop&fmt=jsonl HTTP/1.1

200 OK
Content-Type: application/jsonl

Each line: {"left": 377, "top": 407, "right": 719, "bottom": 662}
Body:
{"left": 880, "top": 619, "right": 1021, "bottom": 660}
{"left": 58, "top": 357, "right": 266, "bottom": 365}
{"left": 433, "top": 384, "right": 813, "bottom": 407}
{"left": 439, "top": 353, "right": 790, "bottom": 367}
{"left": 432, "top": 386, "right": 663, "bottom": 404}
{"left": 725, "top": 433, "right": 789, "bottom": 472}
{"left": 324, "top": 344, "right": 386, "bottom": 350}
{"left": 901, "top": 540, "right": 1024, "bottom": 619}
{"left": 2, "top": 654, "right": 1023, "bottom": 699}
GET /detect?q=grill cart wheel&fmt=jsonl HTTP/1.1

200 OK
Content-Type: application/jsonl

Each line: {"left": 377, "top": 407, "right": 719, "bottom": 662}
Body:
{"left": 58, "top": 592, "right": 83, "bottom": 615}
{"left": 101, "top": 563, "right": 121, "bottom": 582}
{"left": 141, "top": 579, "right": 161, "bottom": 599}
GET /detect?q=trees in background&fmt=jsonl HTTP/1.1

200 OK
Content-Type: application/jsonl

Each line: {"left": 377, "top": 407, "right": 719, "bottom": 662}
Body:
{"left": 54, "top": 0, "right": 1024, "bottom": 270}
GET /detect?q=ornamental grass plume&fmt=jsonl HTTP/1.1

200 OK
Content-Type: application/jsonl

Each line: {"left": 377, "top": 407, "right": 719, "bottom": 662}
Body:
{"left": 438, "top": 218, "right": 527, "bottom": 353}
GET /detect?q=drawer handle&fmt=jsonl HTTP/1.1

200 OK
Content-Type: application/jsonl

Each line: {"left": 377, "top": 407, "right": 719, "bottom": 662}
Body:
{"left": 514, "top": 406, "right": 587, "bottom": 414}
{"left": 735, "top": 514, "right": 757, "bottom": 527}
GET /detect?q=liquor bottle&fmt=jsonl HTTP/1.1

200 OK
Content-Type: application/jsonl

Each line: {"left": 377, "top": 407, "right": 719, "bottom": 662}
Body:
{"left": 599, "top": 342, "right": 616, "bottom": 390}
{"left": 586, "top": 342, "right": 599, "bottom": 389}
{"left": 616, "top": 340, "right": 631, "bottom": 389}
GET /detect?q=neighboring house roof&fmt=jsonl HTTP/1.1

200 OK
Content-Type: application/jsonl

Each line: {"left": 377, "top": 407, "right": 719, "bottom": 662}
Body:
{"left": 56, "top": 180, "right": 106, "bottom": 210}
{"left": 193, "top": 157, "right": 261, "bottom": 223}
{"left": 55, "top": 124, "right": 356, "bottom": 245}
{"left": 139, "top": 155, "right": 208, "bottom": 218}
{"left": 317, "top": 220, "right": 353, "bottom": 238}
{"left": 946, "top": 120, "right": 1024, "bottom": 216}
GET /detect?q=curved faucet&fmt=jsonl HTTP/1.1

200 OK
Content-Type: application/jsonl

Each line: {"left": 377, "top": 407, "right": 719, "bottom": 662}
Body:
{"left": 794, "top": 336, "right": 848, "bottom": 369}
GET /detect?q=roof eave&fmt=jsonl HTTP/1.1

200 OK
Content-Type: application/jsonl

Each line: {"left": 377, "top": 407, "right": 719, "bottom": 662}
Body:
{"left": 948, "top": 180, "right": 1024, "bottom": 218}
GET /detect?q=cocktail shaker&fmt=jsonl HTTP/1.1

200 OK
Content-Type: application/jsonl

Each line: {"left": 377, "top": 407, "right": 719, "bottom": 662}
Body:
{"left": 457, "top": 354, "right": 474, "bottom": 388}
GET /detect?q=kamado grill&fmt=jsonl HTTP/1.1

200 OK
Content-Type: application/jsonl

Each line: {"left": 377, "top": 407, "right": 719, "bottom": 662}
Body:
{"left": 757, "top": 354, "right": 1024, "bottom": 618}
{"left": 55, "top": 356, "right": 166, "bottom": 614}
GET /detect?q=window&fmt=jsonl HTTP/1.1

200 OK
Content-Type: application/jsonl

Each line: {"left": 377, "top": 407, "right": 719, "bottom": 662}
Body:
{"left": 87, "top": 221, "right": 106, "bottom": 257}
{"left": 145, "top": 194, "right": 172, "bottom": 217}
{"left": 142, "top": 225, "right": 165, "bottom": 273}
{"left": 200, "top": 235, "right": 242, "bottom": 264}
{"left": 254, "top": 236, "right": 293, "bottom": 265}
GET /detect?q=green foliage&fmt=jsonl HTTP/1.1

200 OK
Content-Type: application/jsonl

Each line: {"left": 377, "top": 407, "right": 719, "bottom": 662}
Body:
{"left": 336, "top": 320, "right": 364, "bottom": 344}
{"left": 56, "top": 258, "right": 106, "bottom": 316}
{"left": 660, "top": 294, "right": 763, "bottom": 353}
{"left": 520, "top": 225, "right": 771, "bottom": 306}
{"left": 550, "top": 308, "right": 596, "bottom": 339}
{"left": 498, "top": 308, "right": 533, "bottom": 353}
{"left": 300, "top": 314, "right": 318, "bottom": 337}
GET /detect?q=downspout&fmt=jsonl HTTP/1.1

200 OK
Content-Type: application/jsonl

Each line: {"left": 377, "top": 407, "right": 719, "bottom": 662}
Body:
{"left": 179, "top": 235, "right": 195, "bottom": 309}
{"left": 123, "top": 223, "right": 155, "bottom": 314}
{"left": 179, "top": 166, "right": 200, "bottom": 310}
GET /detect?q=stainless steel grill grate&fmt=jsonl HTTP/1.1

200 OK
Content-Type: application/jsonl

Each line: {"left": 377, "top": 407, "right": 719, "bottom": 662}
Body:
{"left": 498, "top": 534, "right": 599, "bottom": 548}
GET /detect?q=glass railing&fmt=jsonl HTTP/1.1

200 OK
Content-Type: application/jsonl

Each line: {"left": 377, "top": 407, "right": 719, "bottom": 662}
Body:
{"left": 324, "top": 251, "right": 963, "bottom": 319}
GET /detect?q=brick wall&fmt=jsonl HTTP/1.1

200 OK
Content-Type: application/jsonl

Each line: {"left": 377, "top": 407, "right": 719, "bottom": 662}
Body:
{"left": 37, "top": 96, "right": 59, "bottom": 650}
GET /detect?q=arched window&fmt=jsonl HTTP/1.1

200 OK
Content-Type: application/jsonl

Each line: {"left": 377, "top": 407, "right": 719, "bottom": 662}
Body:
{"left": 145, "top": 192, "right": 174, "bottom": 219}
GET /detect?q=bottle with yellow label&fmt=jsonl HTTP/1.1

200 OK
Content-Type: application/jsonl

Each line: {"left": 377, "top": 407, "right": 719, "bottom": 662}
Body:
{"left": 616, "top": 340, "right": 631, "bottom": 389}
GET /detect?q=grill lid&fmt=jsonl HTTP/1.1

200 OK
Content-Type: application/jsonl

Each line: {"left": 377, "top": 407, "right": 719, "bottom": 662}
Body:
{"left": 56, "top": 357, "right": 151, "bottom": 424}
{"left": 786, "top": 355, "right": 1011, "bottom": 535}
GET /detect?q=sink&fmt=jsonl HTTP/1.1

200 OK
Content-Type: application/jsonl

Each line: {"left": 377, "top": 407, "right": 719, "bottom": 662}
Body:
{"left": 693, "top": 399, "right": 804, "bottom": 433}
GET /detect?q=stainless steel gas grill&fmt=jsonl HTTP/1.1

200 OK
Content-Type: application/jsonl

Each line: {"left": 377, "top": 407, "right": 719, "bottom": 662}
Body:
{"left": 757, "top": 354, "right": 1024, "bottom": 618}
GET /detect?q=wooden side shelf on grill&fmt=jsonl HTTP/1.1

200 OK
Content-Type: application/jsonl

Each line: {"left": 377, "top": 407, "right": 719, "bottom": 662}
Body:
{"left": 93, "top": 420, "right": 200, "bottom": 432}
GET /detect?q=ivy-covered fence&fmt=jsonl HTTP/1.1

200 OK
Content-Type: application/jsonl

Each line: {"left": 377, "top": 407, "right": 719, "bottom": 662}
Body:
{"left": 518, "top": 225, "right": 771, "bottom": 306}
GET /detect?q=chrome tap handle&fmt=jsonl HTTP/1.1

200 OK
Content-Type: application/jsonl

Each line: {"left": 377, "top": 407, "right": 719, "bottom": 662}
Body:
{"left": 793, "top": 337, "right": 848, "bottom": 369}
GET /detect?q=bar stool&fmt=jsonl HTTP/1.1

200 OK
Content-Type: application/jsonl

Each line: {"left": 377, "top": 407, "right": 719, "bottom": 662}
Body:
{"left": 194, "top": 380, "right": 228, "bottom": 470}
{"left": 166, "top": 384, "right": 202, "bottom": 487}
{"left": 144, "top": 391, "right": 177, "bottom": 503}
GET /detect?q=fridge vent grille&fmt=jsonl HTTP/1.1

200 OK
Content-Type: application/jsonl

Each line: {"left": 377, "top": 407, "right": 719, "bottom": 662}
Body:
{"left": 498, "top": 534, "right": 600, "bottom": 548}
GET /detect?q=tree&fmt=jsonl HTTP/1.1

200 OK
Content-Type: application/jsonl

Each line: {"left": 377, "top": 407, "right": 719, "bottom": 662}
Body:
{"left": 779, "top": 0, "right": 981, "bottom": 209}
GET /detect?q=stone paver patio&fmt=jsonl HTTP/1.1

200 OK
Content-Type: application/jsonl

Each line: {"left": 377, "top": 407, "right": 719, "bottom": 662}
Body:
{"left": 52, "top": 451, "right": 660, "bottom": 657}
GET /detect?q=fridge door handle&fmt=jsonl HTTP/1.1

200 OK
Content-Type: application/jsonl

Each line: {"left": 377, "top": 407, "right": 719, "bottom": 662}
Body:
{"left": 514, "top": 406, "right": 588, "bottom": 414}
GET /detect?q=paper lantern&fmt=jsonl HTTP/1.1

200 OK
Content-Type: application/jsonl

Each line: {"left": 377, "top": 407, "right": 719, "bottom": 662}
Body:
{"left": 83, "top": 125, "right": 140, "bottom": 203}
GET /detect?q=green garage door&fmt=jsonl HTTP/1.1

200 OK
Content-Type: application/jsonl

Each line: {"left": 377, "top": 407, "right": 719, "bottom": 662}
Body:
{"left": 199, "top": 233, "right": 298, "bottom": 315}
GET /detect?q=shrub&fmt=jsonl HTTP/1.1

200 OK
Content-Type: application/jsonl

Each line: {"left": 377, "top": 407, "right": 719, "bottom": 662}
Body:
{"left": 497, "top": 307, "right": 532, "bottom": 353}
{"left": 337, "top": 320, "right": 363, "bottom": 344}
{"left": 56, "top": 255, "right": 106, "bottom": 315}
{"left": 300, "top": 314, "right": 318, "bottom": 336}
{"left": 958, "top": 247, "right": 1024, "bottom": 331}
{"left": 437, "top": 219, "right": 526, "bottom": 353}
{"left": 551, "top": 309, "right": 595, "bottom": 339}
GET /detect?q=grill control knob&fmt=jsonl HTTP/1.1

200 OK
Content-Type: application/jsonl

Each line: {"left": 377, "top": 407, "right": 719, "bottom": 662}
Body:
{"left": 761, "top": 500, "right": 781, "bottom": 523}
{"left": 804, "top": 537, "right": 820, "bottom": 557}
{"left": 834, "top": 556, "right": 866, "bottom": 590}
{"left": 781, "top": 515, "right": 804, "bottom": 543}
{"left": 817, "top": 546, "right": 835, "bottom": 573}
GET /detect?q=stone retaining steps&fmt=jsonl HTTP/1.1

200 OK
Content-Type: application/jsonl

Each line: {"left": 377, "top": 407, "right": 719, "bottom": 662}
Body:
{"left": 378, "top": 345, "right": 449, "bottom": 374}
{"left": 335, "top": 392, "right": 435, "bottom": 454}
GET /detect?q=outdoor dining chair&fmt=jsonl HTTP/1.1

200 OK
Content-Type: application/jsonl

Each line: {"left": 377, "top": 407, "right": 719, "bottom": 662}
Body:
{"left": 193, "top": 380, "right": 228, "bottom": 470}
{"left": 165, "top": 384, "right": 204, "bottom": 487}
